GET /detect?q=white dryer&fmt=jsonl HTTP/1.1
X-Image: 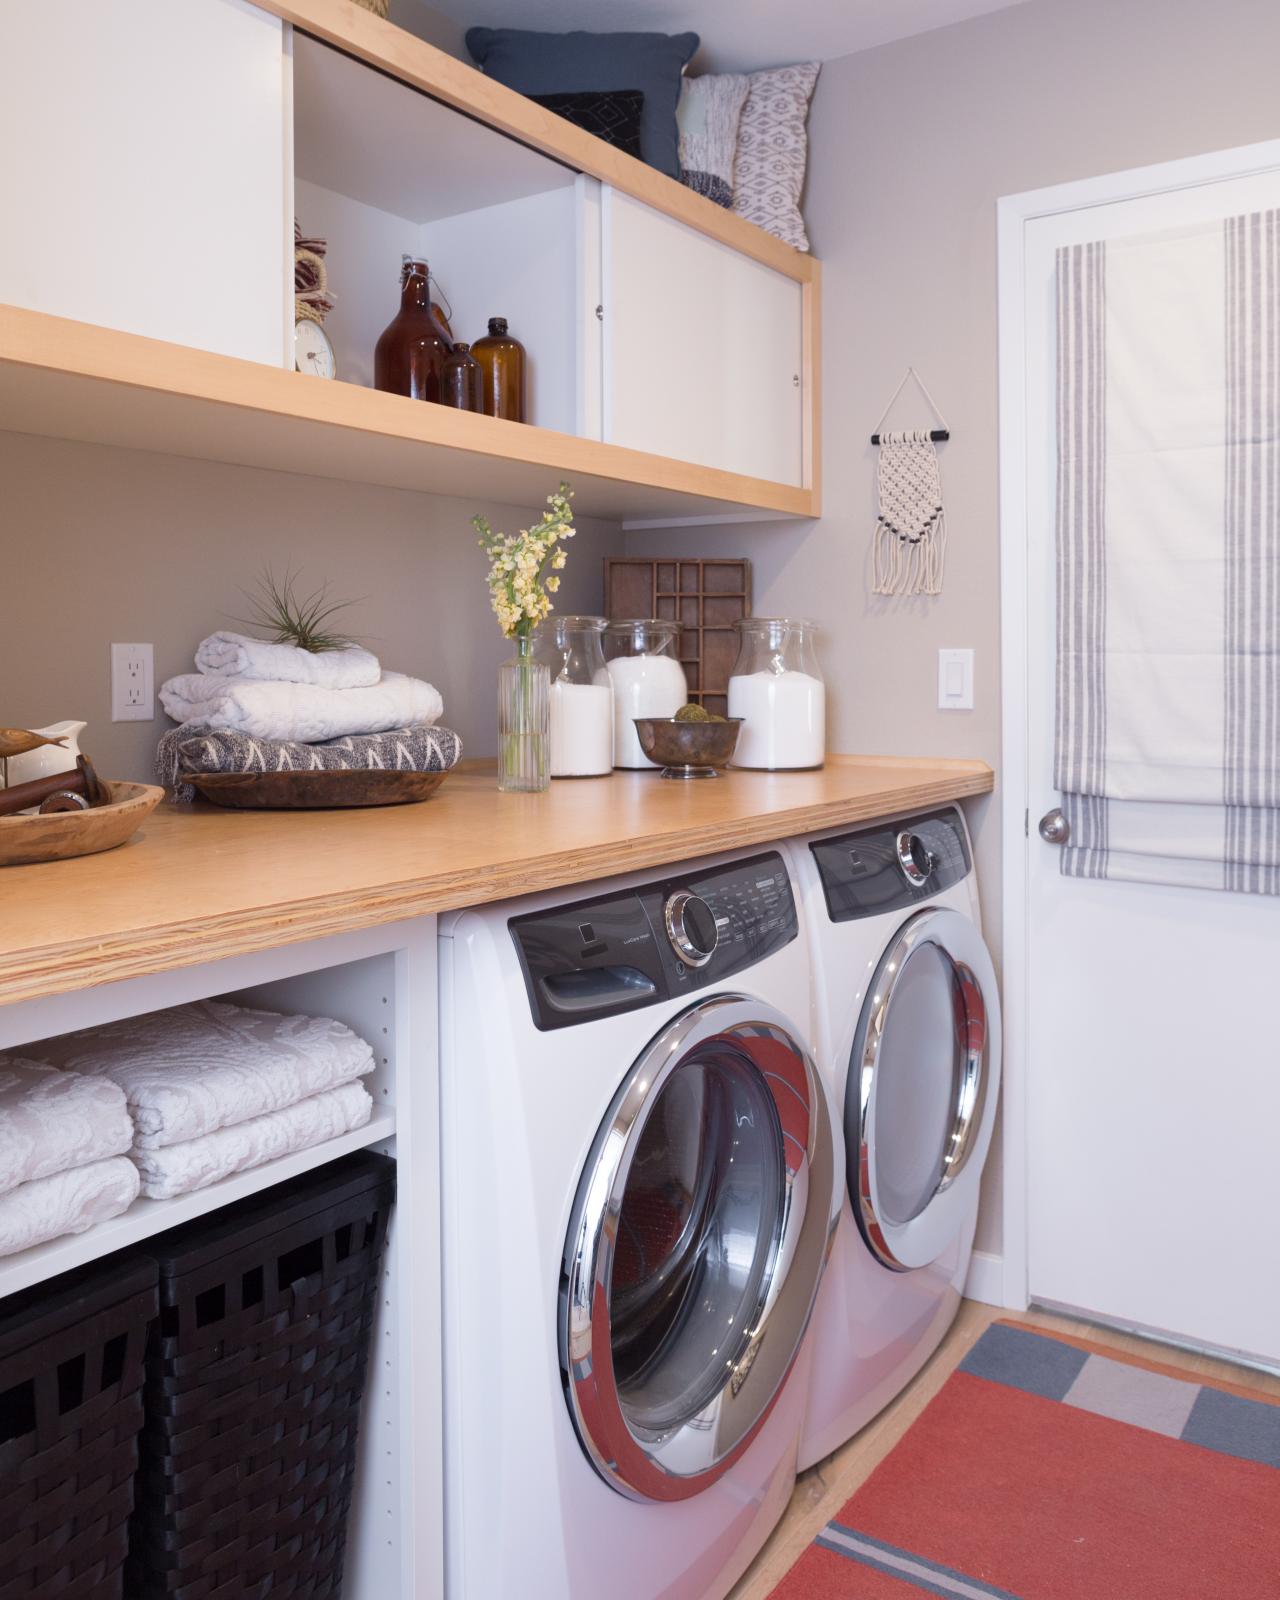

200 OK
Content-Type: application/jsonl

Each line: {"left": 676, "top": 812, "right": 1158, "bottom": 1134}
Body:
{"left": 785, "top": 807, "right": 1000, "bottom": 1470}
{"left": 438, "top": 845, "right": 839, "bottom": 1600}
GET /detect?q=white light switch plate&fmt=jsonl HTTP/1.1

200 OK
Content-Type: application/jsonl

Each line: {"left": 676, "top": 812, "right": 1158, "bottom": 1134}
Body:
{"left": 111, "top": 642, "right": 155, "bottom": 722}
{"left": 938, "top": 648, "right": 974, "bottom": 711}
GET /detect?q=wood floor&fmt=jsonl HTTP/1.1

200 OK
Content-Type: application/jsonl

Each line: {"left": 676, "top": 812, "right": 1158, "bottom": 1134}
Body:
{"left": 729, "top": 1300, "right": 1280, "bottom": 1600}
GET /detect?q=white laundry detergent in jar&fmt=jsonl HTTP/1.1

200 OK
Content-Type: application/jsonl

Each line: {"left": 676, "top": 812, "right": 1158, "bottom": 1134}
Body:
{"left": 539, "top": 617, "right": 613, "bottom": 777}
{"left": 727, "top": 619, "right": 826, "bottom": 769}
{"left": 601, "top": 619, "right": 687, "bottom": 768}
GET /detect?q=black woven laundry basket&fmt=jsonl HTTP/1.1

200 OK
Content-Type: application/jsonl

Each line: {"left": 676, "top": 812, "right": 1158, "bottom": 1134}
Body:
{"left": 0, "top": 1252, "right": 158, "bottom": 1600}
{"left": 128, "top": 1151, "right": 395, "bottom": 1600}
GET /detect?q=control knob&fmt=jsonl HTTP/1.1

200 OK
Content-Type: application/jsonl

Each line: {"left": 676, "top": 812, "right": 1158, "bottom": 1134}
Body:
{"left": 895, "top": 830, "right": 935, "bottom": 888}
{"left": 664, "top": 891, "right": 719, "bottom": 967}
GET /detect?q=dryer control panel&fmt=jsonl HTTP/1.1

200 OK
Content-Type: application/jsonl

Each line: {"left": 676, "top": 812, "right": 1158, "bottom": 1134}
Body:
{"left": 510, "top": 851, "right": 798, "bottom": 1031}
{"left": 811, "top": 807, "right": 971, "bottom": 922}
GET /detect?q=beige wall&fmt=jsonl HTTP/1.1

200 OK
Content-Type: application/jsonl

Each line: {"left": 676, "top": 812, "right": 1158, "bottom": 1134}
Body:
{"left": 0, "top": 432, "right": 620, "bottom": 781}
{"left": 626, "top": 0, "right": 1280, "bottom": 1255}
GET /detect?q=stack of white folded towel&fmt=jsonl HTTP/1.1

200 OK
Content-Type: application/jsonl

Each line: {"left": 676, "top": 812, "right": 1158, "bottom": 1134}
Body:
{"left": 0, "top": 1000, "right": 375, "bottom": 1256}
{"left": 0, "top": 1057, "right": 139, "bottom": 1257}
{"left": 32, "top": 1000, "right": 375, "bottom": 1203}
{"left": 160, "top": 631, "right": 443, "bottom": 743}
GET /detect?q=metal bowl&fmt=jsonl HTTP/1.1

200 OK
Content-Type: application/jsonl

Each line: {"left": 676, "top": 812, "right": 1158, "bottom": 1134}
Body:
{"left": 633, "top": 717, "right": 743, "bottom": 779}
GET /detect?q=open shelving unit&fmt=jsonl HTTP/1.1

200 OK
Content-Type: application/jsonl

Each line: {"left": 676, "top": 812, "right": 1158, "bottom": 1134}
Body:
{"left": 0, "top": 0, "right": 821, "bottom": 525}
{"left": 0, "top": 923, "right": 437, "bottom": 1597}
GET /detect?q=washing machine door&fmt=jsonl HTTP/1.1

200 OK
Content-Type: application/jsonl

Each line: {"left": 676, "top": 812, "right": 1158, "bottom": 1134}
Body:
{"left": 848, "top": 907, "right": 1000, "bottom": 1273}
{"left": 562, "top": 993, "right": 836, "bottom": 1503}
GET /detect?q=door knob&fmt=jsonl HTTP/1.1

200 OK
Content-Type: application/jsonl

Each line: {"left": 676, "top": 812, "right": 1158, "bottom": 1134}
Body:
{"left": 1038, "top": 808, "right": 1071, "bottom": 845}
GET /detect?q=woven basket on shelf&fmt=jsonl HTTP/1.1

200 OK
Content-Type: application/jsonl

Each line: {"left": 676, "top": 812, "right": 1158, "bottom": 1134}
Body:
{"left": 351, "top": 0, "right": 390, "bottom": 17}
{"left": 127, "top": 1152, "right": 395, "bottom": 1599}
{"left": 0, "top": 1255, "right": 158, "bottom": 1600}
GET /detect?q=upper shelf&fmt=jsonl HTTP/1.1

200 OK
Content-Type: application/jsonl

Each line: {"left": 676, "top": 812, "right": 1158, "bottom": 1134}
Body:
{"left": 0, "top": 304, "right": 813, "bottom": 523}
{"left": 270, "top": 0, "right": 817, "bottom": 284}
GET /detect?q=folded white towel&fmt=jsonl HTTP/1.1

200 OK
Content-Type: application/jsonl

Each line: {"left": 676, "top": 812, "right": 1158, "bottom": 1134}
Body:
{"left": 31, "top": 999, "right": 374, "bottom": 1149}
{"left": 158, "top": 671, "right": 443, "bottom": 742}
{"left": 133, "top": 1082, "right": 373, "bottom": 1199}
{"left": 195, "top": 632, "right": 382, "bottom": 689}
{"left": 0, "top": 1057, "right": 133, "bottom": 1197}
{"left": 0, "top": 1157, "right": 140, "bottom": 1258}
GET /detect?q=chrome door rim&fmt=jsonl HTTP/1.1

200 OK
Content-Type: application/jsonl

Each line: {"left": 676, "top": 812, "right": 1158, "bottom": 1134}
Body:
{"left": 560, "top": 993, "right": 836, "bottom": 1503}
{"left": 848, "top": 908, "right": 1000, "bottom": 1273}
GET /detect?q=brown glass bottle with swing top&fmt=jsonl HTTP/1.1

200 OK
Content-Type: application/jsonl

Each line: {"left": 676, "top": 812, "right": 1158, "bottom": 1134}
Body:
{"left": 374, "top": 256, "right": 452, "bottom": 403}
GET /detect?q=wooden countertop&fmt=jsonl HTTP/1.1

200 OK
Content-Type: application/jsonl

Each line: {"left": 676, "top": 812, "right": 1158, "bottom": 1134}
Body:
{"left": 0, "top": 756, "right": 993, "bottom": 1008}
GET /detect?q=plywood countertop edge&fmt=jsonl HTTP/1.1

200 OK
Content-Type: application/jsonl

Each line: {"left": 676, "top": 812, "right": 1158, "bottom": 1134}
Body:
{"left": 0, "top": 763, "right": 993, "bottom": 1009}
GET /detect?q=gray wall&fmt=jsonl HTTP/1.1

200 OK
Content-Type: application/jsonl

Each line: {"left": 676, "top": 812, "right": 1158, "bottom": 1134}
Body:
{"left": 626, "top": 0, "right": 1280, "bottom": 1254}
{"left": 1, "top": 432, "right": 620, "bottom": 781}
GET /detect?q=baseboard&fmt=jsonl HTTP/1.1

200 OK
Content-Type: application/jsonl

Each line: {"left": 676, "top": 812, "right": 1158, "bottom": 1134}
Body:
{"left": 964, "top": 1249, "right": 1005, "bottom": 1307}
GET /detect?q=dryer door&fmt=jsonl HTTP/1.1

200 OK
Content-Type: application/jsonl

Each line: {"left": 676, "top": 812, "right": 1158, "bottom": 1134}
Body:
{"left": 848, "top": 907, "right": 1001, "bottom": 1272}
{"left": 562, "top": 993, "right": 836, "bottom": 1503}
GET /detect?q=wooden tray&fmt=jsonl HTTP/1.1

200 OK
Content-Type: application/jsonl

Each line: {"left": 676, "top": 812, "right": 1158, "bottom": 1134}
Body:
{"left": 188, "top": 768, "right": 452, "bottom": 810}
{"left": 605, "top": 557, "right": 751, "bottom": 718}
{"left": 0, "top": 780, "right": 163, "bottom": 867}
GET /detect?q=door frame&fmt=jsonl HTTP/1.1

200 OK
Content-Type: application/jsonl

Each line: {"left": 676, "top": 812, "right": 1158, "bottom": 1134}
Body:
{"left": 996, "top": 137, "right": 1280, "bottom": 1312}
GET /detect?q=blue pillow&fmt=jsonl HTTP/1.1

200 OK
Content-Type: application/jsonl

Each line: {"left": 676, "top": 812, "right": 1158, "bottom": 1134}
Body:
{"left": 466, "top": 27, "right": 699, "bottom": 179}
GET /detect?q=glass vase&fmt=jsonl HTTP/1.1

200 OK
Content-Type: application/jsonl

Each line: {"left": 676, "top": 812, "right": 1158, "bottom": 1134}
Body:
{"left": 497, "top": 635, "right": 550, "bottom": 792}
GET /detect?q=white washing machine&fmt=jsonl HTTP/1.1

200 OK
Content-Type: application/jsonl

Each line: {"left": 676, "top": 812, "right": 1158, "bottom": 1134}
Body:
{"left": 438, "top": 845, "right": 840, "bottom": 1600}
{"left": 785, "top": 806, "right": 1001, "bottom": 1470}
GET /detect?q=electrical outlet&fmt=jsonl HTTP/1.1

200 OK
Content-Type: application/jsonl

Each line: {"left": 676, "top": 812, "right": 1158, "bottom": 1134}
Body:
{"left": 111, "top": 642, "right": 155, "bottom": 722}
{"left": 937, "top": 648, "right": 974, "bottom": 711}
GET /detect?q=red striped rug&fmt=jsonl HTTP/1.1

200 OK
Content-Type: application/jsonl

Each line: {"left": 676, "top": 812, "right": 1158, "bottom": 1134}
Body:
{"left": 770, "top": 1321, "right": 1280, "bottom": 1599}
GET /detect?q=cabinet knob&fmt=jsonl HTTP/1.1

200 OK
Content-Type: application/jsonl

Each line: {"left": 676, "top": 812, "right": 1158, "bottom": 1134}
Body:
{"left": 792, "top": 373, "right": 800, "bottom": 387}
{"left": 595, "top": 304, "right": 604, "bottom": 321}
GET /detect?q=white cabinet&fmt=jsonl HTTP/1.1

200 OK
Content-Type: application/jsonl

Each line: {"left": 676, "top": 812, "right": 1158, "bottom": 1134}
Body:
{"left": 0, "top": 0, "right": 288, "bottom": 365}
{"left": 600, "top": 188, "right": 806, "bottom": 486}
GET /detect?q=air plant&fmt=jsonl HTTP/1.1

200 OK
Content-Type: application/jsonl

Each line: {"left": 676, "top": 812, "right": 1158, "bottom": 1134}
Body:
{"left": 233, "top": 566, "right": 363, "bottom": 654}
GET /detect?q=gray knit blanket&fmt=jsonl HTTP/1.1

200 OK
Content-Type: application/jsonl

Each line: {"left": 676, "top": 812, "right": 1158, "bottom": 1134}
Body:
{"left": 157, "top": 724, "right": 463, "bottom": 802}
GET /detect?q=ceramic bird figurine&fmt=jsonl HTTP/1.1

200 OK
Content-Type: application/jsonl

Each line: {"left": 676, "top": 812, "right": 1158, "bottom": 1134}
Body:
{"left": 0, "top": 728, "right": 69, "bottom": 760}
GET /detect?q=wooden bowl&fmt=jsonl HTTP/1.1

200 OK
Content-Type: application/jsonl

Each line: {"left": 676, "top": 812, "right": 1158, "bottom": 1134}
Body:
{"left": 0, "top": 780, "right": 163, "bottom": 867}
{"left": 187, "top": 767, "right": 452, "bottom": 809}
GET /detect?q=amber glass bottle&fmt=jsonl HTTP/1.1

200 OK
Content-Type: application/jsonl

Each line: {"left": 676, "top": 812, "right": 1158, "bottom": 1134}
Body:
{"left": 443, "top": 342, "right": 484, "bottom": 411}
{"left": 471, "top": 316, "right": 527, "bottom": 422}
{"left": 374, "top": 257, "right": 451, "bottom": 403}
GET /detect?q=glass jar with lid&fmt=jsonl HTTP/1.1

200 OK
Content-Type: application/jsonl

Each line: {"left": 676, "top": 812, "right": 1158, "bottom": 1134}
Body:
{"left": 727, "top": 619, "right": 825, "bottom": 769}
{"left": 602, "top": 620, "right": 688, "bottom": 769}
{"left": 539, "top": 616, "right": 613, "bottom": 777}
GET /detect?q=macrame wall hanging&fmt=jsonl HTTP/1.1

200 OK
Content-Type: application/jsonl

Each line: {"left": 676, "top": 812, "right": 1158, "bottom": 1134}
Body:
{"left": 870, "top": 367, "right": 951, "bottom": 596}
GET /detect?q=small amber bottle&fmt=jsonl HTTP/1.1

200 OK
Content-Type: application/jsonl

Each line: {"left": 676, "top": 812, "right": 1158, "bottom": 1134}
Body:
{"left": 443, "top": 342, "right": 484, "bottom": 411}
{"left": 471, "top": 316, "right": 526, "bottom": 422}
{"left": 373, "top": 256, "right": 452, "bottom": 404}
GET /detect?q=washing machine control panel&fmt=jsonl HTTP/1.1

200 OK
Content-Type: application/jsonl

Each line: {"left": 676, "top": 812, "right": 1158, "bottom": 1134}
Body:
{"left": 509, "top": 851, "right": 798, "bottom": 1031}
{"left": 811, "top": 806, "right": 971, "bottom": 922}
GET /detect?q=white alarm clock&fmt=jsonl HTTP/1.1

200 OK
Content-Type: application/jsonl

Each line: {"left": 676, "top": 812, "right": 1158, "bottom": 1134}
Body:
{"left": 294, "top": 317, "right": 336, "bottom": 379}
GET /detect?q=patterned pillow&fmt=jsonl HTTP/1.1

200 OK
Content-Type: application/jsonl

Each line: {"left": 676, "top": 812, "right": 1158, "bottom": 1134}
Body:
{"left": 677, "top": 73, "right": 750, "bottom": 209}
{"left": 731, "top": 62, "right": 820, "bottom": 251}
{"left": 532, "top": 89, "right": 644, "bottom": 160}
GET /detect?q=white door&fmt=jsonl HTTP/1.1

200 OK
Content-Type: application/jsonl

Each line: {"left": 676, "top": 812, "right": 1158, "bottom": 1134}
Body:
{"left": 601, "top": 187, "right": 804, "bottom": 485}
{"left": 0, "top": 0, "right": 287, "bottom": 365}
{"left": 1001, "top": 144, "right": 1280, "bottom": 1365}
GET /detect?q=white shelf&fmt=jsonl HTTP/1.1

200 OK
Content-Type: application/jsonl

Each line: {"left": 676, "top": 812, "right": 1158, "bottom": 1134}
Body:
{"left": 0, "top": 1109, "right": 396, "bottom": 1299}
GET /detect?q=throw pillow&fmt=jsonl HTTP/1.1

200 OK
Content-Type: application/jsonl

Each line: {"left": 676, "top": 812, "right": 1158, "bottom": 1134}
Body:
{"left": 731, "top": 62, "right": 820, "bottom": 251}
{"left": 532, "top": 89, "right": 645, "bottom": 161}
{"left": 465, "top": 28, "right": 699, "bottom": 179}
{"left": 677, "top": 73, "right": 750, "bottom": 209}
